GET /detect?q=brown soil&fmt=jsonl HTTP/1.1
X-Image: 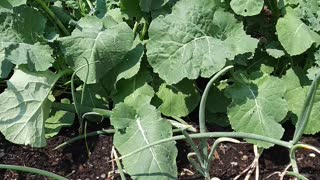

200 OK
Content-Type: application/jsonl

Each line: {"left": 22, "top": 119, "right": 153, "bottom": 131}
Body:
{"left": 0, "top": 125, "right": 320, "bottom": 180}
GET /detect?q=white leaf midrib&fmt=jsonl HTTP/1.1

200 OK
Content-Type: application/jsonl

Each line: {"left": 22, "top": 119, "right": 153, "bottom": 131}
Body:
{"left": 136, "top": 117, "right": 163, "bottom": 172}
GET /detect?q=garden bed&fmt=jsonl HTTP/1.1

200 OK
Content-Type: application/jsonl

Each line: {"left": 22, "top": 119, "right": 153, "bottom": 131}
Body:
{"left": 1, "top": 0, "right": 320, "bottom": 179}
{"left": 1, "top": 123, "right": 320, "bottom": 180}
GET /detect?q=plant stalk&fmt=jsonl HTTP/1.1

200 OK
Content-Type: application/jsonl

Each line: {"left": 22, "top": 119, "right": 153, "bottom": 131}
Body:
{"left": 34, "top": 0, "right": 70, "bottom": 36}
{"left": 140, "top": 19, "right": 149, "bottom": 40}
{"left": 54, "top": 129, "right": 115, "bottom": 150}
{"left": 198, "top": 66, "right": 234, "bottom": 167}
{"left": 0, "top": 164, "right": 67, "bottom": 180}
{"left": 54, "top": 128, "right": 184, "bottom": 150}
{"left": 52, "top": 102, "right": 113, "bottom": 118}
{"left": 117, "top": 132, "right": 292, "bottom": 161}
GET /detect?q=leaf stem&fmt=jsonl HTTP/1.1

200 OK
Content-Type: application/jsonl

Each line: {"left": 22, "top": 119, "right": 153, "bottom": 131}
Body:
{"left": 85, "top": 0, "right": 94, "bottom": 10}
{"left": 54, "top": 129, "right": 115, "bottom": 150}
{"left": 206, "top": 138, "right": 240, "bottom": 171}
{"left": 34, "top": 0, "right": 70, "bottom": 36}
{"left": 181, "top": 130, "right": 205, "bottom": 168}
{"left": 290, "top": 143, "right": 320, "bottom": 175}
{"left": 133, "top": 21, "right": 139, "bottom": 37}
{"left": 199, "top": 66, "right": 234, "bottom": 166}
{"left": 140, "top": 19, "right": 149, "bottom": 40}
{"left": 54, "top": 128, "right": 184, "bottom": 150}
{"left": 285, "top": 171, "right": 308, "bottom": 180}
{"left": 0, "top": 164, "right": 67, "bottom": 180}
{"left": 51, "top": 102, "right": 113, "bottom": 118}
{"left": 117, "top": 132, "right": 292, "bottom": 161}
{"left": 112, "top": 147, "right": 127, "bottom": 180}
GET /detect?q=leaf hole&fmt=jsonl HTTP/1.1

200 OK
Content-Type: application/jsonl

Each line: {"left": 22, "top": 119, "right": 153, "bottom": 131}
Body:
{"left": 244, "top": 9, "right": 247, "bottom": 13}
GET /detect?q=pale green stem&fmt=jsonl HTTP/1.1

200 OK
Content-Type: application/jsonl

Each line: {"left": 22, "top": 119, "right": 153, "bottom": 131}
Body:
{"left": 133, "top": 21, "right": 139, "bottom": 37}
{"left": 206, "top": 137, "right": 240, "bottom": 171}
{"left": 52, "top": 102, "right": 113, "bottom": 118}
{"left": 285, "top": 171, "right": 308, "bottom": 180}
{"left": 54, "top": 129, "right": 183, "bottom": 150}
{"left": 85, "top": 0, "right": 94, "bottom": 10}
{"left": 117, "top": 132, "right": 292, "bottom": 161}
{"left": 54, "top": 129, "right": 115, "bottom": 150}
{"left": 181, "top": 130, "right": 205, "bottom": 168}
{"left": 70, "top": 61, "right": 94, "bottom": 134}
{"left": 0, "top": 164, "right": 67, "bottom": 180}
{"left": 34, "top": 0, "right": 70, "bottom": 36}
{"left": 290, "top": 143, "right": 320, "bottom": 175}
{"left": 187, "top": 153, "right": 206, "bottom": 177}
{"left": 199, "top": 66, "right": 234, "bottom": 166}
{"left": 140, "top": 20, "right": 149, "bottom": 40}
{"left": 112, "top": 147, "right": 127, "bottom": 180}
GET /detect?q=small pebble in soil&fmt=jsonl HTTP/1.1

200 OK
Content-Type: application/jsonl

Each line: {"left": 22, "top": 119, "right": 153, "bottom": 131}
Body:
{"left": 309, "top": 153, "right": 316, "bottom": 158}
{"left": 101, "top": 173, "right": 106, "bottom": 178}
{"left": 230, "top": 162, "right": 238, "bottom": 166}
{"left": 241, "top": 155, "right": 248, "bottom": 161}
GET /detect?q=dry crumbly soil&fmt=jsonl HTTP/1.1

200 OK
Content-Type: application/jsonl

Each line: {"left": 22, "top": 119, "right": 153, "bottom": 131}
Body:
{"left": 0, "top": 124, "right": 320, "bottom": 180}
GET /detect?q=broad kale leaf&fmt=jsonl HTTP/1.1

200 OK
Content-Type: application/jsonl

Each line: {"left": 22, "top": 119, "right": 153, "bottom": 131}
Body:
{"left": 0, "top": 5, "right": 54, "bottom": 78}
{"left": 226, "top": 72, "right": 288, "bottom": 148}
{"left": 112, "top": 68, "right": 152, "bottom": 104}
{"left": 59, "top": 16, "right": 134, "bottom": 84}
{"left": 230, "top": 0, "right": 264, "bottom": 16}
{"left": 111, "top": 84, "right": 178, "bottom": 179}
{"left": 139, "top": 0, "right": 168, "bottom": 12}
{"left": 276, "top": 9, "right": 320, "bottom": 56}
{"left": 0, "top": 0, "right": 26, "bottom": 9}
{"left": 289, "top": 0, "right": 320, "bottom": 33}
{"left": 283, "top": 68, "right": 320, "bottom": 134}
{"left": 147, "top": 0, "right": 258, "bottom": 84}
{"left": 156, "top": 79, "right": 200, "bottom": 117}
{"left": 45, "top": 110, "right": 74, "bottom": 138}
{"left": 0, "top": 68, "right": 60, "bottom": 147}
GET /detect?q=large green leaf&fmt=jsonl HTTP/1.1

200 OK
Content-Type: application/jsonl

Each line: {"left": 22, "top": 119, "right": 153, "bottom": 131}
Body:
{"left": 283, "top": 68, "right": 320, "bottom": 134}
{"left": 112, "top": 84, "right": 177, "bottom": 179}
{"left": 114, "top": 43, "right": 144, "bottom": 86}
{"left": 0, "top": 0, "right": 26, "bottom": 9}
{"left": 156, "top": 79, "right": 200, "bottom": 117}
{"left": 112, "top": 68, "right": 152, "bottom": 104}
{"left": 98, "top": 41, "right": 144, "bottom": 96}
{"left": 290, "top": 0, "right": 320, "bottom": 33}
{"left": 282, "top": 69, "right": 308, "bottom": 120}
{"left": 139, "top": 0, "right": 168, "bottom": 12}
{"left": 45, "top": 110, "right": 74, "bottom": 138}
{"left": 120, "top": 0, "right": 142, "bottom": 19}
{"left": 0, "top": 6, "right": 54, "bottom": 78}
{"left": 226, "top": 73, "right": 288, "bottom": 148}
{"left": 0, "top": 68, "right": 60, "bottom": 147}
{"left": 206, "top": 85, "right": 231, "bottom": 114}
{"left": 276, "top": 9, "right": 320, "bottom": 56}
{"left": 59, "top": 17, "right": 134, "bottom": 84}
{"left": 75, "top": 83, "right": 109, "bottom": 109}
{"left": 305, "top": 87, "right": 320, "bottom": 134}
{"left": 230, "top": 0, "right": 264, "bottom": 16}
{"left": 147, "top": 1, "right": 258, "bottom": 84}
